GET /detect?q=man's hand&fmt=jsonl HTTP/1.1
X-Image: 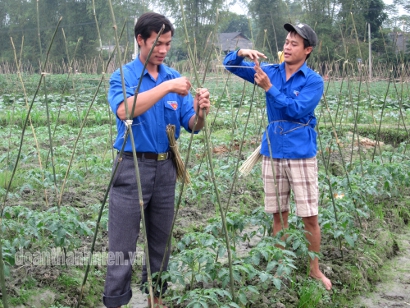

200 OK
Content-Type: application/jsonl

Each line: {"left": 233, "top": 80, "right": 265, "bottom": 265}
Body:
{"left": 193, "top": 88, "right": 210, "bottom": 119}
{"left": 254, "top": 63, "right": 272, "bottom": 92}
{"left": 237, "top": 49, "right": 267, "bottom": 64}
{"left": 166, "top": 77, "right": 192, "bottom": 96}
{"left": 117, "top": 76, "right": 192, "bottom": 120}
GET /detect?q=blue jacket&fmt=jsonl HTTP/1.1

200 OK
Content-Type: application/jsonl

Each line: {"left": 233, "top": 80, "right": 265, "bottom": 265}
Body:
{"left": 108, "top": 57, "right": 196, "bottom": 153}
{"left": 223, "top": 51, "right": 323, "bottom": 159}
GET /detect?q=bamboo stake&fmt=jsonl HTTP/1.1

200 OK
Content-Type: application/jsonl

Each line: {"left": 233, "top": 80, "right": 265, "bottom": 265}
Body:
{"left": 159, "top": 112, "right": 201, "bottom": 301}
{"left": 56, "top": 23, "right": 126, "bottom": 209}
{"left": 316, "top": 111, "right": 343, "bottom": 257}
{"left": 92, "top": 0, "right": 104, "bottom": 64}
{"left": 232, "top": 80, "right": 247, "bottom": 131}
{"left": 237, "top": 29, "right": 273, "bottom": 177}
{"left": 1, "top": 15, "right": 62, "bottom": 213}
{"left": 201, "top": 30, "right": 215, "bottom": 86}
{"left": 264, "top": 121, "right": 285, "bottom": 231}
{"left": 0, "top": 230, "right": 8, "bottom": 308}
{"left": 179, "top": 0, "right": 236, "bottom": 301}
{"left": 195, "top": 58, "right": 233, "bottom": 175}
{"left": 225, "top": 83, "right": 258, "bottom": 214}
{"left": 349, "top": 13, "right": 366, "bottom": 174}
{"left": 200, "top": 16, "right": 261, "bottom": 174}
{"left": 46, "top": 36, "right": 81, "bottom": 167}
{"left": 76, "top": 33, "right": 123, "bottom": 308}
{"left": 203, "top": 110, "right": 236, "bottom": 301}
{"left": 78, "top": 141, "right": 129, "bottom": 305}
{"left": 380, "top": 29, "right": 409, "bottom": 155}
{"left": 36, "top": 0, "right": 43, "bottom": 63}
{"left": 0, "top": 16, "right": 63, "bottom": 308}
{"left": 59, "top": 29, "right": 89, "bottom": 174}
{"left": 41, "top": 76, "right": 60, "bottom": 210}
{"left": 320, "top": 94, "right": 363, "bottom": 229}
{"left": 56, "top": 76, "right": 108, "bottom": 199}
{"left": 78, "top": 11, "right": 163, "bottom": 308}
{"left": 341, "top": 60, "right": 365, "bottom": 174}
{"left": 351, "top": 69, "right": 365, "bottom": 176}
{"left": 269, "top": 12, "right": 280, "bottom": 55}
{"left": 112, "top": 6, "right": 166, "bottom": 306}
{"left": 10, "top": 37, "right": 49, "bottom": 207}
{"left": 371, "top": 70, "right": 393, "bottom": 162}
{"left": 150, "top": 7, "right": 213, "bottom": 301}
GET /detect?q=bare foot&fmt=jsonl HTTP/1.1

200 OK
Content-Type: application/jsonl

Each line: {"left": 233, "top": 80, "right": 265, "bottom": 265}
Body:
{"left": 310, "top": 271, "right": 332, "bottom": 290}
{"left": 147, "top": 296, "right": 168, "bottom": 308}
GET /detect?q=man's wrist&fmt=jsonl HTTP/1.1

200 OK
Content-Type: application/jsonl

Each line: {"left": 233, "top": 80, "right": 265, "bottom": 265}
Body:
{"left": 195, "top": 112, "right": 205, "bottom": 120}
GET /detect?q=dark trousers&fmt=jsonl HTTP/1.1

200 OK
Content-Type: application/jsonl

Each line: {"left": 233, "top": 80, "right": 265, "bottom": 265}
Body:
{"left": 103, "top": 154, "right": 176, "bottom": 308}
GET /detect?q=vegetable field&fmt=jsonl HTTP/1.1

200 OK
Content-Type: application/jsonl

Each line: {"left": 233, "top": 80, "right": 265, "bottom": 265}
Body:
{"left": 0, "top": 63, "right": 409, "bottom": 308}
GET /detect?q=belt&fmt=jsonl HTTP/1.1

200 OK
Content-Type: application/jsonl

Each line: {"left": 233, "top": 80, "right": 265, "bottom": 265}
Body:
{"left": 119, "top": 151, "right": 172, "bottom": 161}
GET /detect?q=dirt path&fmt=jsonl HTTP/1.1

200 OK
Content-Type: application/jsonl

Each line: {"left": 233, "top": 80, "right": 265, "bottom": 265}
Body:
{"left": 126, "top": 289, "right": 148, "bottom": 308}
{"left": 354, "top": 225, "right": 410, "bottom": 307}
{"left": 96, "top": 287, "right": 148, "bottom": 308}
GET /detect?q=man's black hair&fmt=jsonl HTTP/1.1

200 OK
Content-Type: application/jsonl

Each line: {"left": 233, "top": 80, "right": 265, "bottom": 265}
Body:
{"left": 134, "top": 12, "right": 174, "bottom": 47}
{"left": 288, "top": 30, "right": 313, "bottom": 60}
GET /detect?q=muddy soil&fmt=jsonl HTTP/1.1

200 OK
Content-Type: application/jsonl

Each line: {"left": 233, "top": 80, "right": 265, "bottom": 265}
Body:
{"left": 354, "top": 225, "right": 410, "bottom": 308}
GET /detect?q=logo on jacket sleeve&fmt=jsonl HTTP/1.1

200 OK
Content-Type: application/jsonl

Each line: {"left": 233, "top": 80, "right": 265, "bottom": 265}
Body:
{"left": 167, "top": 101, "right": 178, "bottom": 110}
{"left": 293, "top": 90, "right": 300, "bottom": 97}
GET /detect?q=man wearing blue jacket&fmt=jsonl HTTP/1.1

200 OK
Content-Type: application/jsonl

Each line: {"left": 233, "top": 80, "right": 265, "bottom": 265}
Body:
{"left": 223, "top": 23, "right": 331, "bottom": 290}
{"left": 104, "top": 12, "right": 211, "bottom": 308}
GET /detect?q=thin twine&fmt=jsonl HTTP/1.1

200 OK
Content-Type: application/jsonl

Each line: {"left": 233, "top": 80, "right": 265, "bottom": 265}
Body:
{"left": 217, "top": 64, "right": 277, "bottom": 69}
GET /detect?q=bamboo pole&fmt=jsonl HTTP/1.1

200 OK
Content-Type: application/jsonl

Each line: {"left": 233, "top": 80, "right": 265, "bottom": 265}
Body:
{"left": 76, "top": 34, "right": 124, "bottom": 308}
{"left": 195, "top": 56, "right": 233, "bottom": 176}
{"left": 203, "top": 110, "right": 237, "bottom": 301}
{"left": 78, "top": 8, "right": 164, "bottom": 308}
{"left": 10, "top": 36, "right": 49, "bottom": 207}
{"left": 179, "top": 0, "right": 236, "bottom": 301}
{"left": 110, "top": 5, "right": 166, "bottom": 306}
{"left": 36, "top": 0, "right": 43, "bottom": 64}
{"left": 316, "top": 111, "right": 343, "bottom": 256}
{"left": 0, "top": 16, "right": 63, "bottom": 308}
{"left": 264, "top": 121, "right": 285, "bottom": 231}
{"left": 349, "top": 13, "right": 366, "bottom": 174}
{"left": 1, "top": 15, "right": 62, "bottom": 213}
{"left": 320, "top": 94, "right": 363, "bottom": 229}
{"left": 56, "top": 23, "right": 126, "bottom": 209}
{"left": 225, "top": 83, "right": 257, "bottom": 214}
{"left": 77, "top": 141, "right": 130, "bottom": 306}
{"left": 371, "top": 70, "right": 393, "bottom": 162}
{"left": 380, "top": 29, "right": 409, "bottom": 155}
{"left": 46, "top": 36, "right": 81, "bottom": 167}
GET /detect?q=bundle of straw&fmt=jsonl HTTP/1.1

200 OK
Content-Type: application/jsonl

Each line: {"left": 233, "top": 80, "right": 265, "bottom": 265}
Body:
{"left": 166, "top": 124, "right": 191, "bottom": 184}
{"left": 239, "top": 144, "right": 262, "bottom": 176}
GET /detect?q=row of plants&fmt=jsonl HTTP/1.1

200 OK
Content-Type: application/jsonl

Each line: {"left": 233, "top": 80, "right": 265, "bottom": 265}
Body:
{"left": 2, "top": 137, "right": 409, "bottom": 307}
{"left": 0, "top": 73, "right": 409, "bottom": 307}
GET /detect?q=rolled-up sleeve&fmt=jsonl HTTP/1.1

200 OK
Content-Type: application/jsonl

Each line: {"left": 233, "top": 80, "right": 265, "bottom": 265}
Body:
{"left": 223, "top": 51, "right": 256, "bottom": 83}
{"left": 108, "top": 69, "right": 136, "bottom": 117}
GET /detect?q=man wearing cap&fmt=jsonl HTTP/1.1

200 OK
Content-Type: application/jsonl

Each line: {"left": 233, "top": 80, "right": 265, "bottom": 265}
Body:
{"left": 223, "top": 23, "right": 332, "bottom": 290}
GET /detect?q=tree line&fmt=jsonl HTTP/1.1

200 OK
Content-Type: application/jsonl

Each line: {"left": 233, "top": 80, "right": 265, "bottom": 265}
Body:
{"left": 0, "top": 0, "right": 408, "bottom": 72}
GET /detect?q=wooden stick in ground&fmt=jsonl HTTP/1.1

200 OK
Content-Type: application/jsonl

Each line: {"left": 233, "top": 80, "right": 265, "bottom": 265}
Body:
{"left": 239, "top": 144, "right": 262, "bottom": 176}
{"left": 166, "top": 124, "right": 191, "bottom": 184}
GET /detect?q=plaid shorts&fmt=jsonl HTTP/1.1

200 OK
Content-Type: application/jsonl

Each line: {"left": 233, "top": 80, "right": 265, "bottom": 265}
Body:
{"left": 262, "top": 156, "right": 318, "bottom": 217}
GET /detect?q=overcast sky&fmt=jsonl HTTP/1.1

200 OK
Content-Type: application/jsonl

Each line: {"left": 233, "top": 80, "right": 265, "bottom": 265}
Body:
{"left": 229, "top": 0, "right": 407, "bottom": 17}
{"left": 383, "top": 0, "right": 406, "bottom": 15}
